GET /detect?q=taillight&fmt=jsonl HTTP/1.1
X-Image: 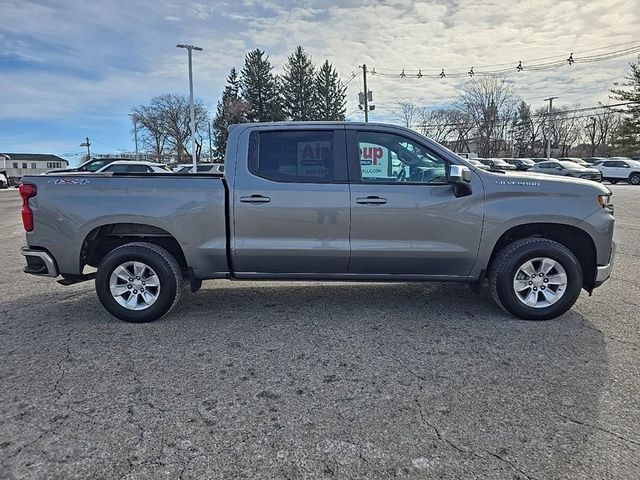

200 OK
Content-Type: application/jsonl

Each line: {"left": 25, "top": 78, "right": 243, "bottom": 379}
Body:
{"left": 19, "top": 183, "right": 37, "bottom": 232}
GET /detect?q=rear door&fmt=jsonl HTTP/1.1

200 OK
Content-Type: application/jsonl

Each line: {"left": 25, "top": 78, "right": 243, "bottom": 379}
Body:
{"left": 231, "top": 127, "right": 350, "bottom": 274}
{"left": 346, "top": 126, "right": 484, "bottom": 277}
{"left": 599, "top": 161, "right": 616, "bottom": 178}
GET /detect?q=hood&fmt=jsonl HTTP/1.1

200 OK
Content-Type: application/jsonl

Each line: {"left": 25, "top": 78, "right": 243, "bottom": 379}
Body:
{"left": 481, "top": 169, "right": 611, "bottom": 195}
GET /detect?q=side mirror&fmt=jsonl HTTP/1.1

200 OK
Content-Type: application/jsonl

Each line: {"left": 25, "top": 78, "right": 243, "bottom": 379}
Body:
{"left": 556, "top": 166, "right": 563, "bottom": 170}
{"left": 449, "top": 165, "right": 472, "bottom": 197}
{"left": 449, "top": 164, "right": 472, "bottom": 184}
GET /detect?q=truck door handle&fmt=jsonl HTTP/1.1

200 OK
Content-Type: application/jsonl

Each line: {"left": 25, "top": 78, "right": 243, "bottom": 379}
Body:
{"left": 240, "top": 195, "right": 271, "bottom": 204}
{"left": 356, "top": 196, "right": 387, "bottom": 205}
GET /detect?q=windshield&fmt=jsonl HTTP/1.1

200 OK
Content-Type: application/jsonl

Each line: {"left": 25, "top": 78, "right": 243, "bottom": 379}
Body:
{"left": 81, "top": 159, "right": 113, "bottom": 172}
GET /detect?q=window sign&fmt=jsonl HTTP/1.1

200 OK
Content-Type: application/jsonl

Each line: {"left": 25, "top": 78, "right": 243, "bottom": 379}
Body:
{"left": 360, "top": 143, "right": 390, "bottom": 178}
{"left": 296, "top": 141, "right": 331, "bottom": 177}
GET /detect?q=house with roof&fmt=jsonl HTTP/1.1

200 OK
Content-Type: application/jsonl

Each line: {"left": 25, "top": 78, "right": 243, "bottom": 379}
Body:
{"left": 0, "top": 153, "right": 69, "bottom": 185}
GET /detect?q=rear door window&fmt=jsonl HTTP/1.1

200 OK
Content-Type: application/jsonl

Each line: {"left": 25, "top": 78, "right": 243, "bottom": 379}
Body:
{"left": 250, "top": 130, "right": 345, "bottom": 183}
{"left": 130, "top": 164, "right": 149, "bottom": 173}
{"left": 103, "top": 164, "right": 129, "bottom": 173}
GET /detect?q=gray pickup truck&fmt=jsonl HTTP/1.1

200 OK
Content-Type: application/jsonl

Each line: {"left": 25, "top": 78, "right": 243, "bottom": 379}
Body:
{"left": 19, "top": 122, "right": 615, "bottom": 323}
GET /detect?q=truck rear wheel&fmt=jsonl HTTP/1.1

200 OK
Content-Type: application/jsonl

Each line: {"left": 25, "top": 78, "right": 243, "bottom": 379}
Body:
{"left": 95, "top": 242, "right": 183, "bottom": 323}
{"left": 488, "top": 238, "right": 582, "bottom": 320}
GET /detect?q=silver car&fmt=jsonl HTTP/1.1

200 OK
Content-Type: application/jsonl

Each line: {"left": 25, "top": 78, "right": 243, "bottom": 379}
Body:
{"left": 529, "top": 160, "right": 602, "bottom": 181}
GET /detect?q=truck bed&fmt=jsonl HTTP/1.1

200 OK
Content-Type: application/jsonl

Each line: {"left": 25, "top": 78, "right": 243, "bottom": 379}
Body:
{"left": 22, "top": 173, "right": 229, "bottom": 279}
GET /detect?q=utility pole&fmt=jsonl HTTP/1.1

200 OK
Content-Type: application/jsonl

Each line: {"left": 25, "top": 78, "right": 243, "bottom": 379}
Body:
{"left": 208, "top": 122, "right": 213, "bottom": 162}
{"left": 79, "top": 137, "right": 91, "bottom": 159}
{"left": 133, "top": 116, "right": 139, "bottom": 161}
{"left": 588, "top": 116, "right": 597, "bottom": 156}
{"left": 544, "top": 96, "right": 558, "bottom": 160}
{"left": 177, "top": 43, "right": 203, "bottom": 171}
{"left": 362, "top": 64, "right": 369, "bottom": 122}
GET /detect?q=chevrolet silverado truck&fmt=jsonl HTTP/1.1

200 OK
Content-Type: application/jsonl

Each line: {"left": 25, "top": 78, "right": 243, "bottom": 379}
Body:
{"left": 19, "top": 122, "right": 615, "bottom": 323}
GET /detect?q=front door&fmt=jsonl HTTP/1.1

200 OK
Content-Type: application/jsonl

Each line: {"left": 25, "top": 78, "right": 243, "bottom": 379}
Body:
{"left": 232, "top": 127, "right": 350, "bottom": 274}
{"left": 347, "top": 127, "right": 484, "bottom": 277}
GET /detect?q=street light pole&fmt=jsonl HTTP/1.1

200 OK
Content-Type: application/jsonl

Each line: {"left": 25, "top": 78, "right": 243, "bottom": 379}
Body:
{"left": 177, "top": 43, "right": 203, "bottom": 172}
{"left": 544, "top": 96, "right": 558, "bottom": 160}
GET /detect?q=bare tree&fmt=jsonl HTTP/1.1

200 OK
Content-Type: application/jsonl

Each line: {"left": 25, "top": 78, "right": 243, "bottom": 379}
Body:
{"left": 151, "top": 94, "right": 209, "bottom": 161}
{"left": 457, "top": 77, "right": 519, "bottom": 157}
{"left": 552, "top": 106, "right": 582, "bottom": 157}
{"left": 584, "top": 107, "right": 622, "bottom": 156}
{"left": 392, "top": 100, "right": 420, "bottom": 128}
{"left": 131, "top": 105, "right": 167, "bottom": 158}
{"left": 418, "top": 108, "right": 458, "bottom": 142}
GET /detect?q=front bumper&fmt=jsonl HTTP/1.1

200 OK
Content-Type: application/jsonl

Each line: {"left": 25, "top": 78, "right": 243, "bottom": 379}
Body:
{"left": 21, "top": 247, "right": 59, "bottom": 277}
{"left": 594, "top": 241, "right": 615, "bottom": 287}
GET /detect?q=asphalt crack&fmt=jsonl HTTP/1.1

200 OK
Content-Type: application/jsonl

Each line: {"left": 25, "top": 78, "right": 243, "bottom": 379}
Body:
{"left": 555, "top": 411, "right": 640, "bottom": 448}
{"left": 414, "top": 397, "right": 536, "bottom": 480}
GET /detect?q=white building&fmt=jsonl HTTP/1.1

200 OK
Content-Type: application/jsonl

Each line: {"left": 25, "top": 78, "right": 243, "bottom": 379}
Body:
{"left": 1, "top": 153, "right": 69, "bottom": 184}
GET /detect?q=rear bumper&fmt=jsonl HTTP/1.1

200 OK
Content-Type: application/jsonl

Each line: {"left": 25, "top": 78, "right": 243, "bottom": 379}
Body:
{"left": 594, "top": 241, "right": 615, "bottom": 287}
{"left": 21, "top": 247, "right": 59, "bottom": 277}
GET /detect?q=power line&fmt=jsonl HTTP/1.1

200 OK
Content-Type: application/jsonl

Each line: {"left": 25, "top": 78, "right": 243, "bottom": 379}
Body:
{"left": 409, "top": 101, "right": 639, "bottom": 129}
{"left": 368, "top": 41, "right": 640, "bottom": 79}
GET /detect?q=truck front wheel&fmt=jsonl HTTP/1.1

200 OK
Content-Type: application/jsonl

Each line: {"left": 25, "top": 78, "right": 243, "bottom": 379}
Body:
{"left": 488, "top": 238, "right": 583, "bottom": 320}
{"left": 95, "top": 242, "right": 183, "bottom": 323}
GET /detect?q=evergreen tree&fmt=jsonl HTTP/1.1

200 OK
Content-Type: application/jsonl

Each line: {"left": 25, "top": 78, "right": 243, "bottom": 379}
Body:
{"left": 240, "top": 49, "right": 284, "bottom": 122}
{"left": 281, "top": 46, "right": 316, "bottom": 121}
{"left": 313, "top": 60, "right": 347, "bottom": 121}
{"left": 610, "top": 55, "right": 640, "bottom": 154}
{"left": 213, "top": 68, "right": 247, "bottom": 157}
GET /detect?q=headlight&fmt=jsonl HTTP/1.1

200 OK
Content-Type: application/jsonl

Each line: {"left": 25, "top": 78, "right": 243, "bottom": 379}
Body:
{"left": 597, "top": 194, "right": 613, "bottom": 214}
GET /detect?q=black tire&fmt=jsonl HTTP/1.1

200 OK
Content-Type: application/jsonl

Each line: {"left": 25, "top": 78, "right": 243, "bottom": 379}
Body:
{"left": 488, "top": 238, "right": 583, "bottom": 321}
{"left": 95, "top": 242, "right": 183, "bottom": 323}
{"left": 609, "top": 180, "right": 618, "bottom": 184}
{"left": 629, "top": 173, "right": 640, "bottom": 185}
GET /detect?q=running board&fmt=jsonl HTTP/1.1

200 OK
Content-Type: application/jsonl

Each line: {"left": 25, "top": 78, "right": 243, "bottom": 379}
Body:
{"left": 57, "top": 273, "right": 96, "bottom": 286}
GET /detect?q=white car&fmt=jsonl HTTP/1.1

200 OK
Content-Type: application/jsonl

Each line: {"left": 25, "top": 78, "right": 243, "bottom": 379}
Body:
{"left": 0, "top": 171, "right": 8, "bottom": 188}
{"left": 596, "top": 158, "right": 640, "bottom": 185}
{"left": 175, "top": 163, "right": 225, "bottom": 174}
{"left": 96, "top": 161, "right": 171, "bottom": 174}
{"left": 466, "top": 159, "right": 490, "bottom": 170}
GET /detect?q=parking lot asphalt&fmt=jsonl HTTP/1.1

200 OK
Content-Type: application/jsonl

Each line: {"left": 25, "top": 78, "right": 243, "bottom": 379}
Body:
{"left": 0, "top": 186, "right": 638, "bottom": 479}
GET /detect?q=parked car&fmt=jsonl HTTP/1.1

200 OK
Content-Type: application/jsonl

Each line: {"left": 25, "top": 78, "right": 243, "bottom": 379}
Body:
{"left": 175, "top": 164, "right": 225, "bottom": 174}
{"left": 558, "top": 157, "right": 589, "bottom": 166}
{"left": 595, "top": 158, "right": 640, "bottom": 185}
{"left": 20, "top": 122, "right": 615, "bottom": 323}
{"left": 504, "top": 158, "right": 535, "bottom": 171}
{"left": 95, "top": 161, "right": 172, "bottom": 174}
{"left": 0, "top": 171, "right": 8, "bottom": 189}
{"left": 584, "top": 157, "right": 608, "bottom": 166}
{"left": 465, "top": 159, "right": 490, "bottom": 170}
{"left": 479, "top": 158, "right": 516, "bottom": 170}
{"left": 528, "top": 160, "right": 602, "bottom": 181}
{"left": 47, "top": 157, "right": 124, "bottom": 174}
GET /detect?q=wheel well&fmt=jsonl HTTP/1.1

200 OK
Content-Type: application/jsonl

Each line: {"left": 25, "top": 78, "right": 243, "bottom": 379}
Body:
{"left": 81, "top": 223, "right": 188, "bottom": 275}
{"left": 488, "top": 223, "right": 596, "bottom": 289}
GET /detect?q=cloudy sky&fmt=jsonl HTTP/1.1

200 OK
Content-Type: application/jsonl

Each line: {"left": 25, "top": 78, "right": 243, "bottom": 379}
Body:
{"left": 1, "top": 0, "right": 638, "bottom": 164}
